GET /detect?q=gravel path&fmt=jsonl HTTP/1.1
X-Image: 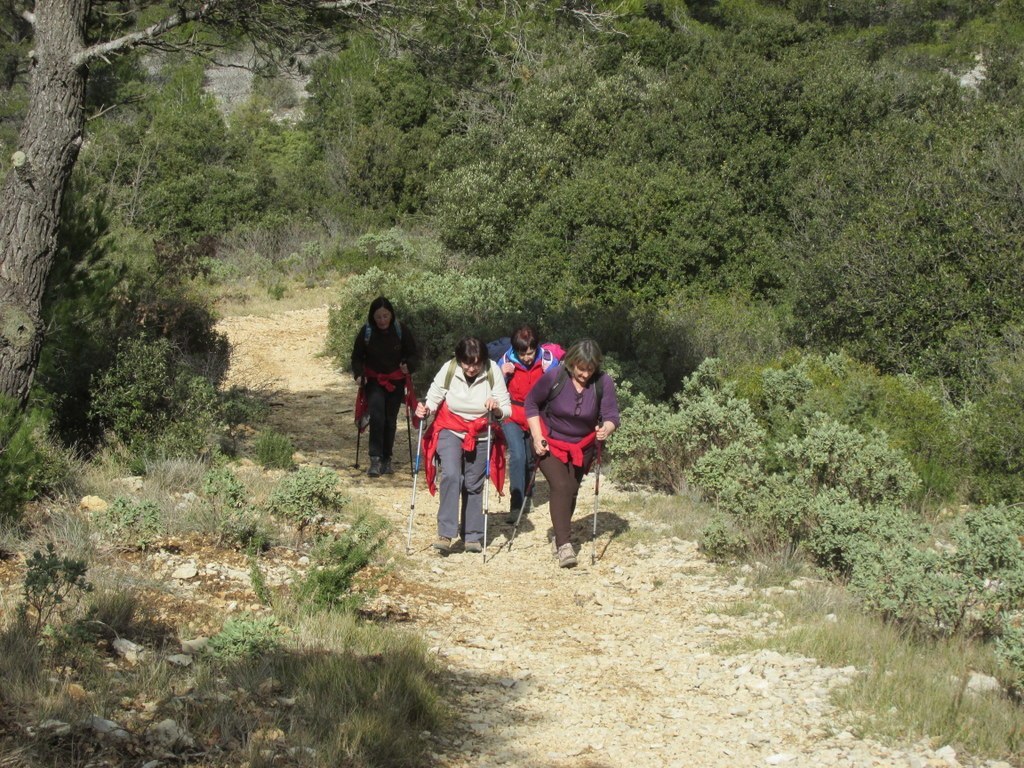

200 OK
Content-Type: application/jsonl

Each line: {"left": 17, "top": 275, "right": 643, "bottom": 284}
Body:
{"left": 218, "top": 306, "right": 983, "bottom": 768}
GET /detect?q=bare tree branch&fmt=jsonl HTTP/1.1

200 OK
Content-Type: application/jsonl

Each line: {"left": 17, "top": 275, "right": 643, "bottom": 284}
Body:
{"left": 74, "top": 1, "right": 227, "bottom": 67}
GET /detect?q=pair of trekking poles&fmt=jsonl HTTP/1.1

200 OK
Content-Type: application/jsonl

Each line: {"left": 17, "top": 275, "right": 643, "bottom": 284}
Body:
{"left": 405, "top": 411, "right": 604, "bottom": 566}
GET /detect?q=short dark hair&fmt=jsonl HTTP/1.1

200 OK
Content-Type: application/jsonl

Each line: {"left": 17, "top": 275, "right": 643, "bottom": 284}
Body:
{"left": 511, "top": 324, "right": 540, "bottom": 354}
{"left": 563, "top": 339, "right": 603, "bottom": 372}
{"left": 455, "top": 337, "right": 487, "bottom": 365}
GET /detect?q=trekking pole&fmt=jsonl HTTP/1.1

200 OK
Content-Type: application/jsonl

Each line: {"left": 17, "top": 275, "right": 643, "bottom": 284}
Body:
{"left": 508, "top": 459, "right": 539, "bottom": 551}
{"left": 405, "top": 413, "right": 426, "bottom": 555}
{"left": 591, "top": 441, "right": 603, "bottom": 566}
{"left": 482, "top": 415, "right": 493, "bottom": 563}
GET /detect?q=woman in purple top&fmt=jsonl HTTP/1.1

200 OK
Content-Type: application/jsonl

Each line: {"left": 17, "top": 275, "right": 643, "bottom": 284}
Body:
{"left": 525, "top": 339, "right": 620, "bottom": 568}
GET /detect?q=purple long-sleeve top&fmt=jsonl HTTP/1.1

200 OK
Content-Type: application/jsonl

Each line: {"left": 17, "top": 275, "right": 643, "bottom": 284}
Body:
{"left": 524, "top": 367, "right": 620, "bottom": 442}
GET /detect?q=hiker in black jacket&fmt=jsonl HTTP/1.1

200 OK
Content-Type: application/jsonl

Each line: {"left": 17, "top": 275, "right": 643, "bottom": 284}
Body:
{"left": 351, "top": 297, "right": 418, "bottom": 477}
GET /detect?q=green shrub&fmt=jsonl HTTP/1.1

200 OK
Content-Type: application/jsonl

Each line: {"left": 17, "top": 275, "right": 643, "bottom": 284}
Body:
{"left": 202, "top": 466, "right": 247, "bottom": 510}
{"left": 848, "top": 506, "right": 1024, "bottom": 638}
{"left": 90, "top": 336, "right": 223, "bottom": 469}
{"left": 295, "top": 513, "right": 390, "bottom": 613}
{"left": 735, "top": 352, "right": 963, "bottom": 504}
{"left": 630, "top": 291, "right": 789, "bottom": 399}
{"left": 967, "top": 347, "right": 1024, "bottom": 503}
{"left": 18, "top": 543, "right": 93, "bottom": 634}
{"left": 0, "top": 398, "right": 53, "bottom": 525}
{"left": 266, "top": 466, "right": 347, "bottom": 531}
{"left": 201, "top": 466, "right": 268, "bottom": 550}
{"left": 802, "top": 490, "right": 923, "bottom": 576}
{"left": 995, "top": 620, "right": 1024, "bottom": 695}
{"left": 779, "top": 414, "right": 921, "bottom": 506}
{"left": 95, "top": 496, "right": 163, "bottom": 550}
{"left": 699, "top": 515, "right": 749, "bottom": 562}
{"left": 938, "top": 506, "right": 1024, "bottom": 636}
{"left": 254, "top": 429, "right": 296, "bottom": 470}
{"left": 611, "top": 359, "right": 767, "bottom": 494}
{"left": 207, "top": 615, "right": 282, "bottom": 661}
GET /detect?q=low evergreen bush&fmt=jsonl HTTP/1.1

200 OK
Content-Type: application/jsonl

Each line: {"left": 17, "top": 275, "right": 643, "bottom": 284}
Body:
{"left": 95, "top": 496, "right": 163, "bottom": 550}
{"left": 254, "top": 429, "right": 295, "bottom": 469}
{"left": 266, "top": 466, "right": 347, "bottom": 531}
{"left": 0, "top": 399, "right": 56, "bottom": 525}
{"left": 611, "top": 359, "right": 767, "bottom": 494}
{"left": 89, "top": 336, "right": 223, "bottom": 470}
{"left": 207, "top": 615, "right": 282, "bottom": 661}
{"left": 295, "top": 513, "right": 390, "bottom": 613}
{"left": 201, "top": 467, "right": 269, "bottom": 550}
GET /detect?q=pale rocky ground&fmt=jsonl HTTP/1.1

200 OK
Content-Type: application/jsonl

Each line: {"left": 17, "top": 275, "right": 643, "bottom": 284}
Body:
{"left": 217, "top": 305, "right": 1009, "bottom": 768}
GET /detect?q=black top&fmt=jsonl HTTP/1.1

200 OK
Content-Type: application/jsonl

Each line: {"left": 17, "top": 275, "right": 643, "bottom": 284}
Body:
{"left": 350, "top": 323, "right": 418, "bottom": 379}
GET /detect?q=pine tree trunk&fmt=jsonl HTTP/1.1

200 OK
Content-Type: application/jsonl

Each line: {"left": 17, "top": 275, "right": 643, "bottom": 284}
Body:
{"left": 0, "top": 0, "right": 88, "bottom": 405}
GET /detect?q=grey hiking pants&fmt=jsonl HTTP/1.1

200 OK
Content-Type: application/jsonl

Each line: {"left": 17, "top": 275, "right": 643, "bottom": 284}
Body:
{"left": 435, "top": 429, "right": 487, "bottom": 544}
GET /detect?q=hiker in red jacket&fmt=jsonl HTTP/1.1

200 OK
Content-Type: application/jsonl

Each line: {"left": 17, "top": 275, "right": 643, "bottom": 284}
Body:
{"left": 494, "top": 325, "right": 563, "bottom": 523}
{"left": 525, "top": 339, "right": 619, "bottom": 568}
{"left": 350, "top": 297, "right": 418, "bottom": 478}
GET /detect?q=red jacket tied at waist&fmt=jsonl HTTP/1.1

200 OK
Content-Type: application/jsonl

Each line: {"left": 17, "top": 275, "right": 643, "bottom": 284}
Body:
{"left": 422, "top": 403, "right": 505, "bottom": 496}
{"left": 363, "top": 366, "right": 406, "bottom": 392}
{"left": 541, "top": 421, "right": 597, "bottom": 470}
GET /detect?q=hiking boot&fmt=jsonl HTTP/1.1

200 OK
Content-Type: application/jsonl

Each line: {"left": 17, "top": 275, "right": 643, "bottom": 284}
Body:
{"left": 432, "top": 536, "right": 452, "bottom": 554}
{"left": 381, "top": 458, "right": 394, "bottom": 475}
{"left": 367, "top": 457, "right": 382, "bottom": 478}
{"left": 557, "top": 543, "right": 577, "bottom": 569}
{"left": 464, "top": 540, "right": 483, "bottom": 553}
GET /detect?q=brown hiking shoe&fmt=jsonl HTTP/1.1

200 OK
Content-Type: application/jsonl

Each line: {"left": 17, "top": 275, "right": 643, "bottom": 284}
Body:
{"left": 432, "top": 536, "right": 452, "bottom": 554}
{"left": 464, "top": 540, "right": 483, "bottom": 553}
{"left": 557, "top": 543, "right": 577, "bottom": 569}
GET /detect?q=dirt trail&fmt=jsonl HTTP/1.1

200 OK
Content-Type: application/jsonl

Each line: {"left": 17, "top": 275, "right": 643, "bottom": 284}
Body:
{"left": 218, "top": 306, "right": 961, "bottom": 768}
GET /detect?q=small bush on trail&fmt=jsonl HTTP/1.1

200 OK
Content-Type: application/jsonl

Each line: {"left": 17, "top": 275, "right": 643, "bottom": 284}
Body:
{"left": 266, "top": 466, "right": 347, "bottom": 532}
{"left": 254, "top": 428, "right": 296, "bottom": 470}
{"left": 18, "top": 543, "right": 94, "bottom": 634}
{"left": 202, "top": 466, "right": 269, "bottom": 550}
{"left": 94, "top": 496, "right": 163, "bottom": 550}
{"left": 295, "top": 513, "right": 390, "bottom": 613}
{"left": 207, "top": 614, "right": 282, "bottom": 661}
{"left": 699, "top": 515, "right": 749, "bottom": 562}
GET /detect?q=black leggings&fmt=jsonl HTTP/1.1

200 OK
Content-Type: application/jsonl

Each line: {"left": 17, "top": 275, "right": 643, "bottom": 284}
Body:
{"left": 366, "top": 380, "right": 405, "bottom": 460}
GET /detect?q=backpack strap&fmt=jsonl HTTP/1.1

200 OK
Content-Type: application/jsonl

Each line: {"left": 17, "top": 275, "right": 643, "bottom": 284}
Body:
{"left": 443, "top": 358, "right": 458, "bottom": 390}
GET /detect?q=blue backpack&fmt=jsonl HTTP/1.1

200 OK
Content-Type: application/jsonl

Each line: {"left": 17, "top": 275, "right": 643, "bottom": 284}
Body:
{"left": 487, "top": 337, "right": 511, "bottom": 363}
